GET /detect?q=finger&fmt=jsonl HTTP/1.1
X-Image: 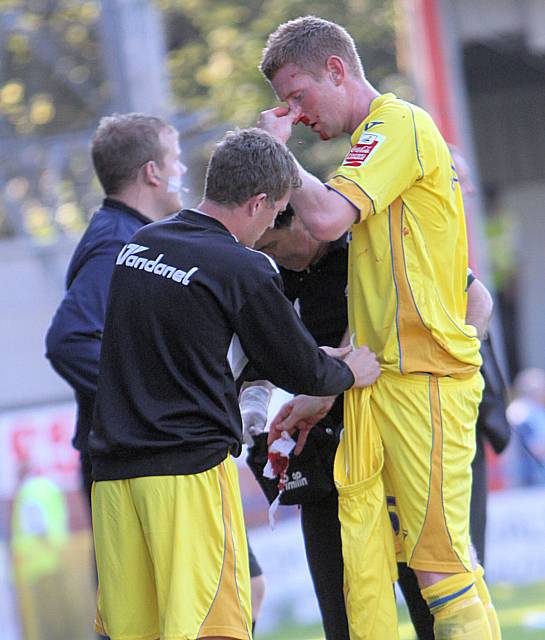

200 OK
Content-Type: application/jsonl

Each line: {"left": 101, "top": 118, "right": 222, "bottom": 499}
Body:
{"left": 269, "top": 402, "right": 294, "bottom": 429}
{"left": 267, "top": 426, "right": 282, "bottom": 446}
{"left": 271, "top": 105, "right": 291, "bottom": 118}
{"left": 320, "top": 344, "right": 352, "bottom": 358}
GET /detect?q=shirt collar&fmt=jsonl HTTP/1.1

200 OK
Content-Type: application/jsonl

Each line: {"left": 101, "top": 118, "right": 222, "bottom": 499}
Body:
{"left": 177, "top": 208, "right": 238, "bottom": 241}
{"left": 103, "top": 198, "right": 152, "bottom": 224}
{"left": 350, "top": 92, "right": 397, "bottom": 146}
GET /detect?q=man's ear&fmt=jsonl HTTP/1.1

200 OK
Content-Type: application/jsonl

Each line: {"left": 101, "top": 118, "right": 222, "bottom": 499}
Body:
{"left": 325, "top": 56, "right": 345, "bottom": 85}
{"left": 247, "top": 192, "right": 267, "bottom": 216}
{"left": 142, "top": 160, "right": 161, "bottom": 186}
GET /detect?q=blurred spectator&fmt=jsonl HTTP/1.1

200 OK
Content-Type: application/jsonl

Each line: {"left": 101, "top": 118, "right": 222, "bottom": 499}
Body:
{"left": 507, "top": 368, "right": 545, "bottom": 485}
{"left": 11, "top": 460, "right": 69, "bottom": 640}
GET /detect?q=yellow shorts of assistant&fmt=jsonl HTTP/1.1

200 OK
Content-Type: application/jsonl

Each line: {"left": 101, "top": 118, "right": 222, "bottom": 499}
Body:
{"left": 91, "top": 456, "right": 252, "bottom": 640}
{"left": 374, "top": 370, "right": 483, "bottom": 573}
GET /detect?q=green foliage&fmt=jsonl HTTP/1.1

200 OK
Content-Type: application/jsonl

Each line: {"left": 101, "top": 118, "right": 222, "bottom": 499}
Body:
{"left": 0, "top": 0, "right": 104, "bottom": 136}
{"left": 0, "top": 0, "right": 398, "bottom": 238}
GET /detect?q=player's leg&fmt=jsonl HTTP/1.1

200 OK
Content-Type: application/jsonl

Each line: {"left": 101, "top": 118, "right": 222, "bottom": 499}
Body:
{"left": 248, "top": 541, "right": 265, "bottom": 634}
{"left": 467, "top": 433, "right": 501, "bottom": 633}
{"left": 470, "top": 546, "right": 501, "bottom": 639}
{"left": 91, "top": 479, "right": 158, "bottom": 640}
{"left": 416, "top": 375, "right": 498, "bottom": 639}
{"left": 384, "top": 468, "right": 434, "bottom": 640}
{"left": 130, "top": 458, "right": 252, "bottom": 640}
{"left": 300, "top": 491, "right": 350, "bottom": 640}
{"left": 396, "top": 563, "right": 434, "bottom": 640}
{"left": 374, "top": 371, "right": 498, "bottom": 639}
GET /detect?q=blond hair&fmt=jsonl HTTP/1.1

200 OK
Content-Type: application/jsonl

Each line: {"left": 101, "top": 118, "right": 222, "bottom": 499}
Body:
{"left": 260, "top": 16, "right": 364, "bottom": 81}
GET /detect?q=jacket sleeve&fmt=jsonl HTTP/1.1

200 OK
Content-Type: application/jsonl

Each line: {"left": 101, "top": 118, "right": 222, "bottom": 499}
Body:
{"left": 45, "top": 238, "right": 123, "bottom": 396}
{"left": 232, "top": 274, "right": 354, "bottom": 396}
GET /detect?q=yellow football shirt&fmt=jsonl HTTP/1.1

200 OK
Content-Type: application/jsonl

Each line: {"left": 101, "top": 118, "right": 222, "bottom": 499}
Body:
{"left": 326, "top": 93, "right": 481, "bottom": 376}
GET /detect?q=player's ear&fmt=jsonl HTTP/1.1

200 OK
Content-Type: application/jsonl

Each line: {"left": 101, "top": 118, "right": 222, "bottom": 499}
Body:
{"left": 247, "top": 193, "right": 267, "bottom": 217}
{"left": 326, "top": 56, "right": 345, "bottom": 85}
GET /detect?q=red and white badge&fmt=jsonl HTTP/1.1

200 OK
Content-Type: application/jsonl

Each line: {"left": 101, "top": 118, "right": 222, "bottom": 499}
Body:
{"left": 343, "top": 132, "right": 385, "bottom": 168}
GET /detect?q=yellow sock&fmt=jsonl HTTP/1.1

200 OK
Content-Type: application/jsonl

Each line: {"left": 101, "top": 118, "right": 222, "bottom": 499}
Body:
{"left": 474, "top": 565, "right": 502, "bottom": 639}
{"left": 421, "top": 572, "right": 492, "bottom": 639}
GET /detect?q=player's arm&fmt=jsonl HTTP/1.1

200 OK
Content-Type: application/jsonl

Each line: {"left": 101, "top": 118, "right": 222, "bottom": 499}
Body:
{"left": 45, "top": 239, "right": 122, "bottom": 396}
{"left": 288, "top": 160, "right": 365, "bottom": 241}
{"left": 268, "top": 328, "right": 352, "bottom": 447}
{"left": 466, "top": 274, "right": 493, "bottom": 340}
{"left": 233, "top": 274, "right": 379, "bottom": 397}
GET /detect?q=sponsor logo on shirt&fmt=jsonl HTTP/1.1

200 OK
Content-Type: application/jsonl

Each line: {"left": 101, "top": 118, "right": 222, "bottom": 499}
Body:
{"left": 284, "top": 470, "right": 309, "bottom": 491}
{"left": 116, "top": 243, "right": 199, "bottom": 286}
{"left": 342, "top": 132, "right": 385, "bottom": 168}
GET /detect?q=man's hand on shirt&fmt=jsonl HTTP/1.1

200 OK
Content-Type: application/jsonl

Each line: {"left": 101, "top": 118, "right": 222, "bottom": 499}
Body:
{"left": 320, "top": 344, "right": 352, "bottom": 359}
{"left": 344, "top": 345, "right": 381, "bottom": 387}
{"left": 268, "top": 394, "right": 335, "bottom": 455}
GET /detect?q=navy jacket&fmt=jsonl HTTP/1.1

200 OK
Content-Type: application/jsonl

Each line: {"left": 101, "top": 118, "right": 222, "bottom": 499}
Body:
{"left": 45, "top": 198, "right": 151, "bottom": 451}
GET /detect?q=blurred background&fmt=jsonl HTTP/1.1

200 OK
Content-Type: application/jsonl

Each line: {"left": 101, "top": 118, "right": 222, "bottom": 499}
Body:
{"left": 1, "top": 0, "right": 545, "bottom": 638}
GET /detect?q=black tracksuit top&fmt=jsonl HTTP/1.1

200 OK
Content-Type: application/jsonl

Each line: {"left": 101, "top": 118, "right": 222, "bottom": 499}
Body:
{"left": 90, "top": 209, "right": 354, "bottom": 480}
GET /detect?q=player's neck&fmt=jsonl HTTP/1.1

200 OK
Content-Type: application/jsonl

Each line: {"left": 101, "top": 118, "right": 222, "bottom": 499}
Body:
{"left": 347, "top": 79, "right": 381, "bottom": 134}
{"left": 196, "top": 199, "right": 243, "bottom": 238}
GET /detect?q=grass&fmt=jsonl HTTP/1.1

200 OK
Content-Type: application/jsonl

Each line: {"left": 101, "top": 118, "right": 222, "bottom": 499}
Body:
{"left": 260, "top": 581, "right": 545, "bottom": 639}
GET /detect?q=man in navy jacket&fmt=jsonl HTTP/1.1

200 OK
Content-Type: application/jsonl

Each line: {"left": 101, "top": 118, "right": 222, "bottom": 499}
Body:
{"left": 45, "top": 112, "right": 187, "bottom": 502}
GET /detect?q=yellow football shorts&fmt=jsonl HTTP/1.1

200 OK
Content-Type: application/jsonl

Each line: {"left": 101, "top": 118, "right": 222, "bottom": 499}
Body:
{"left": 373, "top": 370, "right": 484, "bottom": 573}
{"left": 91, "top": 456, "right": 252, "bottom": 640}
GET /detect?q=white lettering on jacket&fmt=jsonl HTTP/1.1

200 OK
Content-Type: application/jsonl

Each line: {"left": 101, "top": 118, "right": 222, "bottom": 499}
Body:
{"left": 116, "top": 243, "right": 199, "bottom": 286}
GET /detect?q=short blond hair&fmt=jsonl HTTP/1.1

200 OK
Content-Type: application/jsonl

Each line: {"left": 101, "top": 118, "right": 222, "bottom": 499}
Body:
{"left": 260, "top": 16, "right": 364, "bottom": 81}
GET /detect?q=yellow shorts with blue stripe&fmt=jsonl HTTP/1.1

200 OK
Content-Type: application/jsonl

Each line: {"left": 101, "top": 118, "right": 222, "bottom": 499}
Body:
{"left": 91, "top": 456, "right": 252, "bottom": 640}
{"left": 374, "top": 370, "right": 483, "bottom": 572}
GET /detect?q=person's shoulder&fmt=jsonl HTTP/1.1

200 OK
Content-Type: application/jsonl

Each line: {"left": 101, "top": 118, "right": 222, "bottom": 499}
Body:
{"left": 373, "top": 95, "right": 435, "bottom": 131}
{"left": 85, "top": 202, "right": 145, "bottom": 243}
{"left": 214, "top": 244, "right": 281, "bottom": 294}
{"left": 372, "top": 94, "right": 413, "bottom": 119}
{"left": 240, "top": 246, "right": 280, "bottom": 276}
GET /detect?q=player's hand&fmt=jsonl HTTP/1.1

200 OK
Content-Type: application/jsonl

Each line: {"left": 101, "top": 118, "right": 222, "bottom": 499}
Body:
{"left": 344, "top": 345, "right": 381, "bottom": 387}
{"left": 268, "top": 395, "right": 335, "bottom": 455}
{"left": 257, "top": 106, "right": 299, "bottom": 144}
{"left": 320, "top": 344, "right": 352, "bottom": 360}
{"left": 239, "top": 384, "right": 271, "bottom": 444}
